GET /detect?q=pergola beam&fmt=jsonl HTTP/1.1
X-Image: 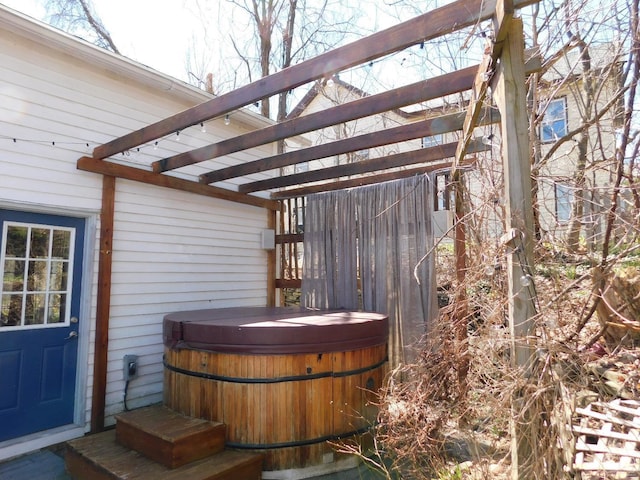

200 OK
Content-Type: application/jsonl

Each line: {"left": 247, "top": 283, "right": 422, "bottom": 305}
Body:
{"left": 92, "top": 0, "right": 536, "bottom": 160}
{"left": 77, "top": 157, "right": 279, "bottom": 210}
{"left": 241, "top": 138, "right": 490, "bottom": 193}
{"left": 454, "top": 0, "right": 514, "bottom": 172}
{"left": 154, "top": 66, "right": 479, "bottom": 173}
{"left": 271, "top": 160, "right": 475, "bottom": 199}
{"left": 200, "top": 109, "right": 497, "bottom": 185}
{"left": 154, "top": 56, "right": 537, "bottom": 176}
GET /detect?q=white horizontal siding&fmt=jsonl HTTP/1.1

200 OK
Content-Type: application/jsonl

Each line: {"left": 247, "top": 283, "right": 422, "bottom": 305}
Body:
{"left": 0, "top": 18, "right": 273, "bottom": 434}
{"left": 104, "top": 179, "right": 269, "bottom": 424}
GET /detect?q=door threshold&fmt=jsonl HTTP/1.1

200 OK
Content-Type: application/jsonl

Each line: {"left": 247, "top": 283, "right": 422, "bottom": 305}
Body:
{"left": 0, "top": 424, "right": 84, "bottom": 462}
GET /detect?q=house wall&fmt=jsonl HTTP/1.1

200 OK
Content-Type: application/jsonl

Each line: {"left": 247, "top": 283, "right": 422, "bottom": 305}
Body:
{"left": 0, "top": 9, "right": 273, "bottom": 438}
{"left": 536, "top": 78, "right": 619, "bottom": 245}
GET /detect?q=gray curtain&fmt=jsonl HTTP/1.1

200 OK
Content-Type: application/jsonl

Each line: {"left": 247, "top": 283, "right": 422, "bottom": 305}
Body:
{"left": 301, "top": 189, "right": 359, "bottom": 310}
{"left": 302, "top": 175, "right": 437, "bottom": 367}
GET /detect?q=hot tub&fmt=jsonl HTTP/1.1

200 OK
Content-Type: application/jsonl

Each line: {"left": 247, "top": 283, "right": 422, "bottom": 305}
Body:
{"left": 162, "top": 306, "right": 388, "bottom": 475}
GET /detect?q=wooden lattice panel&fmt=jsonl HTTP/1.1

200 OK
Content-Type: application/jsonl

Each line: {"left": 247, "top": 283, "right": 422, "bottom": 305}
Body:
{"left": 573, "top": 399, "right": 640, "bottom": 478}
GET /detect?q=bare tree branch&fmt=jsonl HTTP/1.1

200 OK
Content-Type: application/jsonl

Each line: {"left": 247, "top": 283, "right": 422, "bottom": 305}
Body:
{"left": 45, "top": 0, "right": 119, "bottom": 54}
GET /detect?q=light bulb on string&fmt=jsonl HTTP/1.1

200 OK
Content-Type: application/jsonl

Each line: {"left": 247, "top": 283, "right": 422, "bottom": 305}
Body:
{"left": 520, "top": 274, "right": 532, "bottom": 287}
{"left": 176, "top": 131, "right": 181, "bottom": 141}
{"left": 224, "top": 115, "right": 231, "bottom": 126}
{"left": 153, "top": 141, "right": 158, "bottom": 150}
{"left": 200, "top": 122, "right": 206, "bottom": 133}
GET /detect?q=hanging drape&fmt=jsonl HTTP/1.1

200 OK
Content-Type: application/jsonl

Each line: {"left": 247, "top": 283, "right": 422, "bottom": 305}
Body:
{"left": 302, "top": 175, "right": 436, "bottom": 367}
{"left": 301, "top": 189, "right": 359, "bottom": 310}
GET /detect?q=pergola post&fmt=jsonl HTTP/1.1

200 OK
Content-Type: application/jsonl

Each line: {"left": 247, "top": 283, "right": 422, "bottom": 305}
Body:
{"left": 90, "top": 175, "right": 116, "bottom": 433}
{"left": 493, "top": 17, "right": 537, "bottom": 479}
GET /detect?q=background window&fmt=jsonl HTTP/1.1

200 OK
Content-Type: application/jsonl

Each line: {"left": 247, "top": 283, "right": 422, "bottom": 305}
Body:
{"left": 422, "top": 133, "right": 443, "bottom": 148}
{"left": 354, "top": 149, "right": 369, "bottom": 161}
{"left": 294, "top": 162, "right": 309, "bottom": 173}
{"left": 540, "top": 98, "right": 568, "bottom": 142}
{"left": 555, "top": 183, "right": 574, "bottom": 222}
{"left": 434, "top": 173, "right": 452, "bottom": 211}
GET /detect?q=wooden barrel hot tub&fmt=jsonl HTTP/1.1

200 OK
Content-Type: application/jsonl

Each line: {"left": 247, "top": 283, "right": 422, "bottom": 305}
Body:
{"left": 162, "top": 306, "right": 388, "bottom": 475}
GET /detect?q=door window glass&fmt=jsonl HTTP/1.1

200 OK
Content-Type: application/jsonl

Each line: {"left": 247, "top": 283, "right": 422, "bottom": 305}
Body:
{"left": 0, "top": 223, "right": 75, "bottom": 329}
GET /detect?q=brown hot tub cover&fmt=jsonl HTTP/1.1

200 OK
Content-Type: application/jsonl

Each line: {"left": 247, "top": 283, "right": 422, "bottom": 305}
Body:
{"left": 163, "top": 306, "right": 388, "bottom": 354}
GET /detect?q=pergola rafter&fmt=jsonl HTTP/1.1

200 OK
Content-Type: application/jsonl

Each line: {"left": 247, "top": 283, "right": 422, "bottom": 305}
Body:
{"left": 153, "top": 65, "right": 480, "bottom": 174}
{"left": 240, "top": 138, "right": 490, "bottom": 194}
{"left": 91, "top": 0, "right": 534, "bottom": 162}
{"left": 270, "top": 159, "right": 477, "bottom": 200}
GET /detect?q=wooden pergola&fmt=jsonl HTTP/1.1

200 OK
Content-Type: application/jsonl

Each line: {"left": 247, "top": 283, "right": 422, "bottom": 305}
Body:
{"left": 79, "top": 0, "right": 539, "bottom": 476}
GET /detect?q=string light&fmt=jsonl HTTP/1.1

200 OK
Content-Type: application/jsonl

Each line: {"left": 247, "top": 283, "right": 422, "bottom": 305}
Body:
{"left": 2, "top": 116, "right": 232, "bottom": 154}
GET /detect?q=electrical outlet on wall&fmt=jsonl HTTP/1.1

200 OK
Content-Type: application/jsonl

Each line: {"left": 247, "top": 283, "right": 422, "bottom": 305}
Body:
{"left": 123, "top": 354, "right": 138, "bottom": 381}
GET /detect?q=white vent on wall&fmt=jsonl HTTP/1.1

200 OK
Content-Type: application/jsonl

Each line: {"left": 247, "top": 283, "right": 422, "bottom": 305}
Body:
{"left": 261, "top": 229, "right": 275, "bottom": 249}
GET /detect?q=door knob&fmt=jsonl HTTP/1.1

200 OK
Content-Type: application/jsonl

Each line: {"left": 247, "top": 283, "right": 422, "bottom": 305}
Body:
{"left": 65, "top": 331, "right": 78, "bottom": 340}
{"left": 70, "top": 317, "right": 78, "bottom": 323}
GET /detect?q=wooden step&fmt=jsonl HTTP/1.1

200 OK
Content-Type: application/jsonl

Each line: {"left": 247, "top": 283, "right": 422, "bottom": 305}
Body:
{"left": 65, "top": 430, "right": 264, "bottom": 480}
{"left": 115, "top": 405, "right": 225, "bottom": 468}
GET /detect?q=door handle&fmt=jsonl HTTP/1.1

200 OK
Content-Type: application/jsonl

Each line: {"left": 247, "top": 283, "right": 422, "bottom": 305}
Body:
{"left": 65, "top": 331, "right": 78, "bottom": 340}
{"left": 70, "top": 317, "right": 78, "bottom": 323}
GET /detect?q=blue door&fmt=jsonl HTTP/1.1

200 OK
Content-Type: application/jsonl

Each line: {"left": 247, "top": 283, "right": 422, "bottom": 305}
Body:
{"left": 0, "top": 210, "right": 85, "bottom": 442}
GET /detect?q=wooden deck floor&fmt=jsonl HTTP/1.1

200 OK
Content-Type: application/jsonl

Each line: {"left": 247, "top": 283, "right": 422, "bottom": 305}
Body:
{"left": 0, "top": 447, "right": 384, "bottom": 480}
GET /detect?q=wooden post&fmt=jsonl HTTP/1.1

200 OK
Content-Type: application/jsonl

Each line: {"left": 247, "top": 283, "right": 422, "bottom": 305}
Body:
{"left": 453, "top": 174, "right": 470, "bottom": 395}
{"left": 90, "top": 175, "right": 116, "bottom": 433}
{"left": 493, "top": 18, "right": 537, "bottom": 479}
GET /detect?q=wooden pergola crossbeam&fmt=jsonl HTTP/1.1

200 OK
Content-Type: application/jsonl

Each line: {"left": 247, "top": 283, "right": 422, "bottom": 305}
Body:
{"left": 271, "top": 159, "right": 476, "bottom": 199}
{"left": 77, "top": 156, "right": 279, "bottom": 210}
{"left": 241, "top": 138, "right": 490, "bottom": 193}
{"left": 153, "top": 65, "right": 479, "bottom": 173}
{"left": 200, "top": 109, "right": 494, "bottom": 185}
{"left": 453, "top": 0, "right": 514, "bottom": 171}
{"left": 92, "top": 0, "right": 535, "bottom": 160}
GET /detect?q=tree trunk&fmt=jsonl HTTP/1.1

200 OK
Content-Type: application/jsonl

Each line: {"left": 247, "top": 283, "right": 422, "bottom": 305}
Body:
{"left": 565, "top": 131, "right": 588, "bottom": 252}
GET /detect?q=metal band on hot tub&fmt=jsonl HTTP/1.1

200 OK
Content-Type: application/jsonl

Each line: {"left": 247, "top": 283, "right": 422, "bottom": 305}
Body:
{"left": 225, "top": 424, "right": 375, "bottom": 450}
{"left": 163, "top": 354, "right": 388, "bottom": 384}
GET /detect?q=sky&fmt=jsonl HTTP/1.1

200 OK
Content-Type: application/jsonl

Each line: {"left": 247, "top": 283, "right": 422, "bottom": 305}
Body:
{"left": 0, "top": 0, "right": 199, "bottom": 80}
{"left": 0, "top": 0, "right": 450, "bottom": 92}
{"left": 0, "top": 0, "right": 502, "bottom": 120}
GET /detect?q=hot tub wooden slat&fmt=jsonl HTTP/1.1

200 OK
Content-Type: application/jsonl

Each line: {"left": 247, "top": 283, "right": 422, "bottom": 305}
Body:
{"left": 165, "top": 344, "right": 387, "bottom": 471}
